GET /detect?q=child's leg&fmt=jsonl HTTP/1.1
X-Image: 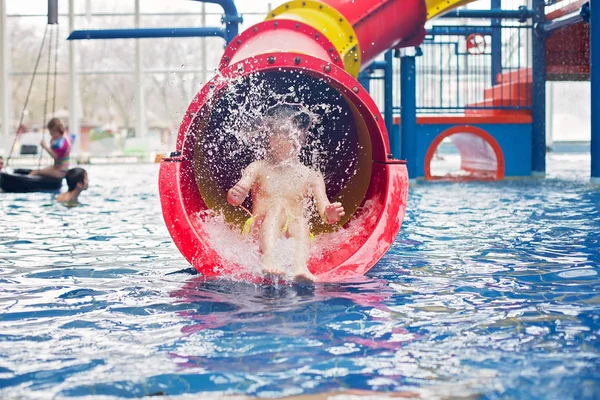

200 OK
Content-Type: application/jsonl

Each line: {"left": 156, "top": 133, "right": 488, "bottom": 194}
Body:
{"left": 258, "top": 204, "right": 287, "bottom": 274}
{"left": 286, "top": 217, "right": 314, "bottom": 279}
{"left": 29, "top": 166, "right": 64, "bottom": 179}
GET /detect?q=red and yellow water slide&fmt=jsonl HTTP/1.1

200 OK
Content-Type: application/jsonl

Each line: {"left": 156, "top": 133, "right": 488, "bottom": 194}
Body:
{"left": 159, "top": 0, "right": 473, "bottom": 281}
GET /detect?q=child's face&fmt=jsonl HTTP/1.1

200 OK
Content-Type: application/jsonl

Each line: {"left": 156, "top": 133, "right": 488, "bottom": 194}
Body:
{"left": 50, "top": 128, "right": 62, "bottom": 140}
{"left": 80, "top": 172, "right": 89, "bottom": 190}
{"left": 268, "top": 130, "right": 301, "bottom": 162}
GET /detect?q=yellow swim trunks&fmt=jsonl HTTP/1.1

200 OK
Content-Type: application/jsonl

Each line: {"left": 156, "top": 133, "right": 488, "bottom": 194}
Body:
{"left": 242, "top": 216, "right": 314, "bottom": 240}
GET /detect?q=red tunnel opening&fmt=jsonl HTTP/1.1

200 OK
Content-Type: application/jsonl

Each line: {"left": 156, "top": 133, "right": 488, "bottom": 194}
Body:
{"left": 159, "top": 54, "right": 408, "bottom": 281}
{"left": 424, "top": 125, "right": 505, "bottom": 181}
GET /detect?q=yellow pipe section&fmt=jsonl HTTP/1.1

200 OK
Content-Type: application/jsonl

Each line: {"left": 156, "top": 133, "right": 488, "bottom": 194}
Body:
{"left": 425, "top": 0, "right": 479, "bottom": 19}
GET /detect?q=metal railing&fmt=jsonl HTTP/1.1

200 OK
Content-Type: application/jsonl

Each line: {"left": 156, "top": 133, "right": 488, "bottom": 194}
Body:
{"left": 363, "top": 21, "right": 533, "bottom": 116}
{"left": 394, "top": 25, "right": 532, "bottom": 114}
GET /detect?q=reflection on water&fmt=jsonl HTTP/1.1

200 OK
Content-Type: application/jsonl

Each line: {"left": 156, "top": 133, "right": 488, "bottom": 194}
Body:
{"left": 0, "top": 155, "right": 599, "bottom": 399}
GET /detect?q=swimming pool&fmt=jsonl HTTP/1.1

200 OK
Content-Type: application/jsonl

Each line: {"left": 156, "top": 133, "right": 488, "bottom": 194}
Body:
{"left": 1, "top": 153, "right": 598, "bottom": 399}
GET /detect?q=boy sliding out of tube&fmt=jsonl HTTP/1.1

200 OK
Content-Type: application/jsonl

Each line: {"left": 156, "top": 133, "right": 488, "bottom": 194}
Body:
{"left": 227, "top": 105, "right": 345, "bottom": 280}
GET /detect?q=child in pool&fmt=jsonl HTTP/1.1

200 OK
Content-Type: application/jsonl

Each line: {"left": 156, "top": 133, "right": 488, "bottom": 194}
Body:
{"left": 227, "top": 105, "right": 345, "bottom": 280}
{"left": 29, "top": 118, "right": 72, "bottom": 179}
{"left": 56, "top": 167, "right": 89, "bottom": 204}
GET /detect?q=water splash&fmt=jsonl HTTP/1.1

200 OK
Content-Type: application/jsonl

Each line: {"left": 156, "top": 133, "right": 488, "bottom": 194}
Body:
{"left": 196, "top": 199, "right": 380, "bottom": 280}
{"left": 194, "top": 70, "right": 358, "bottom": 195}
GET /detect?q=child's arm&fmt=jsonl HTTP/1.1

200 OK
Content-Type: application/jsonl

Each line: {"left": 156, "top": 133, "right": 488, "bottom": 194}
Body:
{"left": 40, "top": 140, "right": 59, "bottom": 161}
{"left": 227, "top": 162, "right": 260, "bottom": 206}
{"left": 311, "top": 171, "right": 345, "bottom": 224}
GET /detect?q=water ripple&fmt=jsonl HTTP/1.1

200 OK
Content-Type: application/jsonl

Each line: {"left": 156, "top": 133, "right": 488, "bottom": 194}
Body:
{"left": 0, "top": 157, "right": 599, "bottom": 399}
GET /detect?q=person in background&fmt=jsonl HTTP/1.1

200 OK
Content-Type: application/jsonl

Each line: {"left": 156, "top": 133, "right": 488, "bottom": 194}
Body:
{"left": 0, "top": 156, "right": 4, "bottom": 171}
{"left": 29, "top": 118, "right": 71, "bottom": 179}
{"left": 56, "top": 167, "right": 88, "bottom": 204}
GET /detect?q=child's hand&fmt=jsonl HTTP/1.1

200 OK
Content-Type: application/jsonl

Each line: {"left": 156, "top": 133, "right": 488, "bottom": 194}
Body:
{"left": 40, "top": 140, "right": 49, "bottom": 150}
{"left": 227, "top": 183, "right": 250, "bottom": 206}
{"left": 324, "top": 202, "right": 345, "bottom": 224}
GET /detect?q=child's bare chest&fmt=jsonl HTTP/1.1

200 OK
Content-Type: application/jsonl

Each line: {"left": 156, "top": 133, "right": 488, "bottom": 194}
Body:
{"left": 255, "top": 167, "right": 311, "bottom": 197}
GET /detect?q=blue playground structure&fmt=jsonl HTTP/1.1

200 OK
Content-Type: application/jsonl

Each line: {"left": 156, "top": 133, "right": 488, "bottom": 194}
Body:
{"left": 358, "top": 0, "right": 595, "bottom": 182}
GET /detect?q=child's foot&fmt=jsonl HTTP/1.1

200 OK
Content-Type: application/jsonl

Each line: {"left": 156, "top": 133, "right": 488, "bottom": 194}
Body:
{"left": 262, "top": 263, "right": 286, "bottom": 276}
{"left": 294, "top": 270, "right": 316, "bottom": 283}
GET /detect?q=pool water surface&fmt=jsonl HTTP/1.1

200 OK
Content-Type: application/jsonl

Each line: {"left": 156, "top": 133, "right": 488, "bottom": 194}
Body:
{"left": 0, "top": 153, "right": 599, "bottom": 399}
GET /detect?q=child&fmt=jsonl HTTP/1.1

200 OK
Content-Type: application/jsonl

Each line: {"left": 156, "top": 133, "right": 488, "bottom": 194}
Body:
{"left": 56, "top": 167, "right": 88, "bottom": 204}
{"left": 29, "top": 118, "right": 71, "bottom": 179}
{"left": 227, "top": 105, "right": 345, "bottom": 280}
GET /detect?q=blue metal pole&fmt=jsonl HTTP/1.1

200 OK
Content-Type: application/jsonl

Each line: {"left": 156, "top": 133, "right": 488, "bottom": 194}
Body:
{"left": 67, "top": 28, "right": 225, "bottom": 40}
{"left": 384, "top": 50, "right": 394, "bottom": 143}
{"left": 366, "top": 60, "right": 388, "bottom": 70}
{"left": 439, "top": 8, "right": 533, "bottom": 19}
{"left": 428, "top": 26, "right": 494, "bottom": 37}
{"left": 400, "top": 51, "right": 417, "bottom": 180}
{"left": 531, "top": 0, "right": 546, "bottom": 176}
{"left": 491, "top": 0, "right": 502, "bottom": 85}
{"left": 193, "top": 0, "right": 240, "bottom": 43}
{"left": 67, "top": 27, "right": 227, "bottom": 41}
{"left": 67, "top": 1, "right": 239, "bottom": 44}
{"left": 591, "top": 0, "right": 600, "bottom": 182}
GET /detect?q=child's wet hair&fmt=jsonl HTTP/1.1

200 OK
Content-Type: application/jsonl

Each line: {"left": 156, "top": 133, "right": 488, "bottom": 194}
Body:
{"left": 262, "top": 117, "right": 307, "bottom": 150}
{"left": 66, "top": 167, "right": 86, "bottom": 191}
{"left": 261, "top": 103, "right": 312, "bottom": 144}
{"left": 265, "top": 103, "right": 311, "bottom": 131}
{"left": 47, "top": 118, "right": 65, "bottom": 135}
